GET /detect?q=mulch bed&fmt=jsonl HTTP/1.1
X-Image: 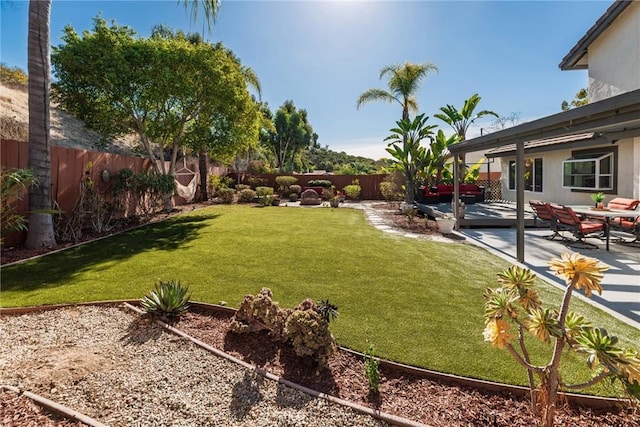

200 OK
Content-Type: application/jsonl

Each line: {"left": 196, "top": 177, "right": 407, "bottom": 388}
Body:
{"left": 175, "top": 306, "right": 639, "bottom": 427}
{"left": 0, "top": 389, "right": 82, "bottom": 427}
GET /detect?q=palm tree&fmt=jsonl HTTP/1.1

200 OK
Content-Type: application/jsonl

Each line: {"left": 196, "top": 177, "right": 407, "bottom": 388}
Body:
{"left": 434, "top": 93, "right": 498, "bottom": 184}
{"left": 384, "top": 114, "right": 437, "bottom": 204}
{"left": 357, "top": 61, "right": 438, "bottom": 122}
{"left": 25, "top": 0, "right": 56, "bottom": 249}
{"left": 357, "top": 61, "right": 437, "bottom": 203}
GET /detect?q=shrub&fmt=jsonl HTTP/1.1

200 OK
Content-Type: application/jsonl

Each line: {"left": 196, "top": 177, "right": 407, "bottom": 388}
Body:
{"left": 216, "top": 188, "right": 235, "bottom": 204}
{"left": 285, "top": 298, "right": 335, "bottom": 367}
{"left": 235, "top": 184, "right": 251, "bottom": 192}
{"left": 230, "top": 289, "right": 337, "bottom": 368}
{"left": 248, "top": 177, "right": 267, "bottom": 188}
{"left": 343, "top": 180, "right": 361, "bottom": 200}
{"left": 0, "top": 168, "right": 38, "bottom": 242}
{"left": 364, "top": 343, "right": 380, "bottom": 393}
{"left": 275, "top": 176, "right": 298, "bottom": 196}
{"left": 321, "top": 187, "right": 334, "bottom": 200}
{"left": 238, "top": 188, "right": 256, "bottom": 203}
{"left": 380, "top": 176, "right": 403, "bottom": 203}
{"left": 0, "top": 64, "right": 28, "bottom": 86}
{"left": 307, "top": 179, "right": 332, "bottom": 188}
{"left": 255, "top": 186, "right": 274, "bottom": 197}
{"left": 483, "top": 254, "right": 640, "bottom": 427}
{"left": 289, "top": 184, "right": 302, "bottom": 195}
{"left": 289, "top": 193, "right": 299, "bottom": 202}
{"left": 209, "top": 175, "right": 233, "bottom": 194}
{"left": 229, "top": 288, "right": 289, "bottom": 341}
{"left": 140, "top": 280, "right": 191, "bottom": 320}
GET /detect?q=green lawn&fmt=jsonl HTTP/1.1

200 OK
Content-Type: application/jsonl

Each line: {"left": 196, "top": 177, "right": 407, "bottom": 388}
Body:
{"left": 2, "top": 204, "right": 638, "bottom": 395}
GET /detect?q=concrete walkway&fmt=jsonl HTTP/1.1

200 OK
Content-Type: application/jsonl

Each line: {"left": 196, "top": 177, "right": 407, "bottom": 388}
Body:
{"left": 343, "top": 201, "right": 639, "bottom": 330}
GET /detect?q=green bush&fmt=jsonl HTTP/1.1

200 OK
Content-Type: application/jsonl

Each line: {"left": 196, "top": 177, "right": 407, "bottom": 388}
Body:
{"left": 235, "top": 184, "right": 251, "bottom": 192}
{"left": 0, "top": 64, "right": 28, "bottom": 86}
{"left": 307, "top": 179, "right": 332, "bottom": 188}
{"left": 209, "top": 175, "right": 233, "bottom": 194}
{"left": 238, "top": 188, "right": 256, "bottom": 203}
{"left": 289, "top": 193, "right": 299, "bottom": 202}
{"left": 0, "top": 168, "right": 37, "bottom": 241}
{"left": 255, "top": 186, "right": 274, "bottom": 197}
{"left": 216, "top": 188, "right": 235, "bottom": 204}
{"left": 321, "top": 187, "right": 334, "bottom": 200}
{"left": 380, "top": 180, "right": 403, "bottom": 203}
{"left": 276, "top": 176, "right": 298, "bottom": 196}
{"left": 140, "top": 280, "right": 191, "bottom": 320}
{"left": 343, "top": 184, "right": 361, "bottom": 200}
{"left": 289, "top": 184, "right": 302, "bottom": 195}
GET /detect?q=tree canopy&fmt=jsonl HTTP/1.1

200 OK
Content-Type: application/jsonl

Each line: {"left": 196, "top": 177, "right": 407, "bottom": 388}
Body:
{"left": 52, "top": 17, "right": 260, "bottom": 176}
{"left": 259, "top": 100, "right": 316, "bottom": 173}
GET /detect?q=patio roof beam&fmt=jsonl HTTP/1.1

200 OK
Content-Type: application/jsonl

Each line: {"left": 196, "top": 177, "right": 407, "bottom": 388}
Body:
{"left": 484, "top": 136, "right": 611, "bottom": 158}
{"left": 516, "top": 142, "right": 525, "bottom": 263}
{"left": 449, "top": 89, "right": 640, "bottom": 155}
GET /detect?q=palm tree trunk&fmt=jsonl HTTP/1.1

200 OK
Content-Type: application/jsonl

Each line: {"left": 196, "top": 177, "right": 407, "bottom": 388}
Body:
{"left": 25, "top": 0, "right": 56, "bottom": 249}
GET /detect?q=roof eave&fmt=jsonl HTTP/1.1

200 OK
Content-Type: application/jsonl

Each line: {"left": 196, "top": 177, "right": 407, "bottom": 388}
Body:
{"left": 559, "top": 1, "right": 632, "bottom": 71}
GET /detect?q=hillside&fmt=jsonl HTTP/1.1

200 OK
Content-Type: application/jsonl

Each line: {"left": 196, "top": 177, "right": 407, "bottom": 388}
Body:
{"left": 0, "top": 83, "right": 136, "bottom": 155}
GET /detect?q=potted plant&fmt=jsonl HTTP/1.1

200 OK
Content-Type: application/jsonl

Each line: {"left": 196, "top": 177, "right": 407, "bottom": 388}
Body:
{"left": 436, "top": 214, "right": 456, "bottom": 234}
{"left": 591, "top": 192, "right": 605, "bottom": 209}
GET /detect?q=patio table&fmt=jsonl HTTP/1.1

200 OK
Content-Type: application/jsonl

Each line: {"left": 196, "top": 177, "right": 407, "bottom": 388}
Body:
{"left": 569, "top": 205, "right": 640, "bottom": 251}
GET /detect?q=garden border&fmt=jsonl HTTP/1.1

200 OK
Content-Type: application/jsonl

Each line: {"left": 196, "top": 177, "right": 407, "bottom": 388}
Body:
{"left": 1, "top": 300, "right": 629, "bottom": 413}
{"left": 0, "top": 384, "right": 107, "bottom": 427}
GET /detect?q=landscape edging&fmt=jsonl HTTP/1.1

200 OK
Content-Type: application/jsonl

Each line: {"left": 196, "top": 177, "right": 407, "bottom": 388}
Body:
{"left": 1, "top": 300, "right": 631, "bottom": 411}
{"left": 0, "top": 384, "right": 108, "bottom": 427}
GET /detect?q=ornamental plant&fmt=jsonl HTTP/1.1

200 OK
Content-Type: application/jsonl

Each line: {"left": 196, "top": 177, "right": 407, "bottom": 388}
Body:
{"left": 483, "top": 253, "right": 640, "bottom": 427}
{"left": 0, "top": 167, "right": 38, "bottom": 242}
{"left": 141, "top": 280, "right": 191, "bottom": 320}
{"left": 343, "top": 179, "right": 361, "bottom": 200}
{"left": 364, "top": 343, "right": 381, "bottom": 393}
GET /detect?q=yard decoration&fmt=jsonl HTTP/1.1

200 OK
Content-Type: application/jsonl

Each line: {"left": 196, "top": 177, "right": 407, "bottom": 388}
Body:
{"left": 141, "top": 280, "right": 191, "bottom": 320}
{"left": 483, "top": 253, "right": 640, "bottom": 427}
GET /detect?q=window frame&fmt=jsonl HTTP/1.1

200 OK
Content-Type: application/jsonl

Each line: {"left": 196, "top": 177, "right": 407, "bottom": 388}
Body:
{"left": 508, "top": 157, "right": 543, "bottom": 192}
{"left": 562, "top": 146, "right": 617, "bottom": 193}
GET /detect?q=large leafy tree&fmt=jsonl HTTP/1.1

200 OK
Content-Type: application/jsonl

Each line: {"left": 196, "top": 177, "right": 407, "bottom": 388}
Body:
{"left": 384, "top": 114, "right": 437, "bottom": 204}
{"left": 260, "top": 100, "right": 316, "bottom": 173}
{"left": 357, "top": 61, "right": 438, "bottom": 121}
{"left": 52, "top": 17, "right": 258, "bottom": 188}
{"left": 25, "top": 0, "right": 56, "bottom": 248}
{"left": 434, "top": 93, "right": 498, "bottom": 184}
{"left": 420, "top": 130, "right": 459, "bottom": 186}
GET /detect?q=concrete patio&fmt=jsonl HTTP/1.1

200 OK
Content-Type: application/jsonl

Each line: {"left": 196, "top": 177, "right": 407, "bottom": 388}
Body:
{"left": 458, "top": 215, "right": 640, "bottom": 330}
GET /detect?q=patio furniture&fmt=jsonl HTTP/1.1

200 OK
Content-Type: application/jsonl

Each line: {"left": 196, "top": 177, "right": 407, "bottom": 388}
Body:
{"left": 571, "top": 203, "right": 640, "bottom": 249}
{"left": 529, "top": 200, "right": 563, "bottom": 240}
{"left": 607, "top": 198, "right": 640, "bottom": 244}
{"left": 548, "top": 204, "right": 604, "bottom": 250}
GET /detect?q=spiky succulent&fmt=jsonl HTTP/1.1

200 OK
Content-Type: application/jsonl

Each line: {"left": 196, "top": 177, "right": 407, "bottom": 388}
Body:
{"left": 316, "top": 299, "right": 339, "bottom": 323}
{"left": 140, "top": 280, "right": 191, "bottom": 319}
{"left": 483, "top": 287, "right": 519, "bottom": 321}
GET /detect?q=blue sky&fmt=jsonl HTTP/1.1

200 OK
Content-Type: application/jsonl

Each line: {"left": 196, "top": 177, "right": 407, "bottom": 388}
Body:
{"left": 1, "top": 1, "right": 609, "bottom": 160}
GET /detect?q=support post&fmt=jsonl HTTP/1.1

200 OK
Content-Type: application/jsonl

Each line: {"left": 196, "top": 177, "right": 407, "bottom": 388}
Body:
{"left": 516, "top": 142, "right": 525, "bottom": 262}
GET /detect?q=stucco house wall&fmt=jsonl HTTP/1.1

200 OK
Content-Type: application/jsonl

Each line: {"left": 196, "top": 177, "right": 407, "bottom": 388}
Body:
{"left": 499, "top": 137, "right": 638, "bottom": 204}
{"left": 588, "top": 1, "right": 640, "bottom": 101}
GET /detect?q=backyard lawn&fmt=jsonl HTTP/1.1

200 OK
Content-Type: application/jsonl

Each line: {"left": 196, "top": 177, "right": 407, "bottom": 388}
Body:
{"left": 2, "top": 204, "right": 639, "bottom": 395}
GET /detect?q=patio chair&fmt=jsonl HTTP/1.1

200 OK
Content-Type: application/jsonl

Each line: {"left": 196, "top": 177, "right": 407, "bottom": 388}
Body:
{"left": 608, "top": 198, "right": 640, "bottom": 244}
{"left": 548, "top": 204, "right": 605, "bottom": 249}
{"left": 529, "top": 200, "right": 563, "bottom": 240}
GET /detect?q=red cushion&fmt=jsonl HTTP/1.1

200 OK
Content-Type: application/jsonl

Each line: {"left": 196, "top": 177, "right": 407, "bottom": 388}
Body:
{"left": 607, "top": 198, "right": 640, "bottom": 210}
{"left": 579, "top": 221, "right": 604, "bottom": 234}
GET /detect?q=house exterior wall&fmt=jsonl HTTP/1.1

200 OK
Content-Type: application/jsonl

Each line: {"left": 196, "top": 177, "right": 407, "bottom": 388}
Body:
{"left": 588, "top": 1, "right": 640, "bottom": 101}
{"left": 499, "top": 137, "right": 638, "bottom": 204}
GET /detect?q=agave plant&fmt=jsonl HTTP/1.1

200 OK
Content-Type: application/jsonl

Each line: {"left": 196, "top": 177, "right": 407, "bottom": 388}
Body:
{"left": 141, "top": 280, "right": 191, "bottom": 319}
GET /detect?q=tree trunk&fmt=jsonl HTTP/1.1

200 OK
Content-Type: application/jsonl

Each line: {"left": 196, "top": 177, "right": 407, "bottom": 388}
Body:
{"left": 25, "top": 0, "right": 56, "bottom": 249}
{"left": 199, "top": 151, "right": 208, "bottom": 201}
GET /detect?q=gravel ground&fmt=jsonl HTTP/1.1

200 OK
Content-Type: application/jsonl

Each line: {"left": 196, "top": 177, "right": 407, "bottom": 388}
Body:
{"left": 0, "top": 305, "right": 388, "bottom": 427}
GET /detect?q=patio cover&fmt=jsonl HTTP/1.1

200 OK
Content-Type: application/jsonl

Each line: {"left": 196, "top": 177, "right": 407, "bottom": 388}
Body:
{"left": 448, "top": 88, "right": 640, "bottom": 262}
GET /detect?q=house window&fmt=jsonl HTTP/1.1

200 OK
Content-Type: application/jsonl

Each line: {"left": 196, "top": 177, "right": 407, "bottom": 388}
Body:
{"left": 508, "top": 158, "right": 543, "bottom": 192}
{"left": 562, "top": 149, "right": 615, "bottom": 191}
